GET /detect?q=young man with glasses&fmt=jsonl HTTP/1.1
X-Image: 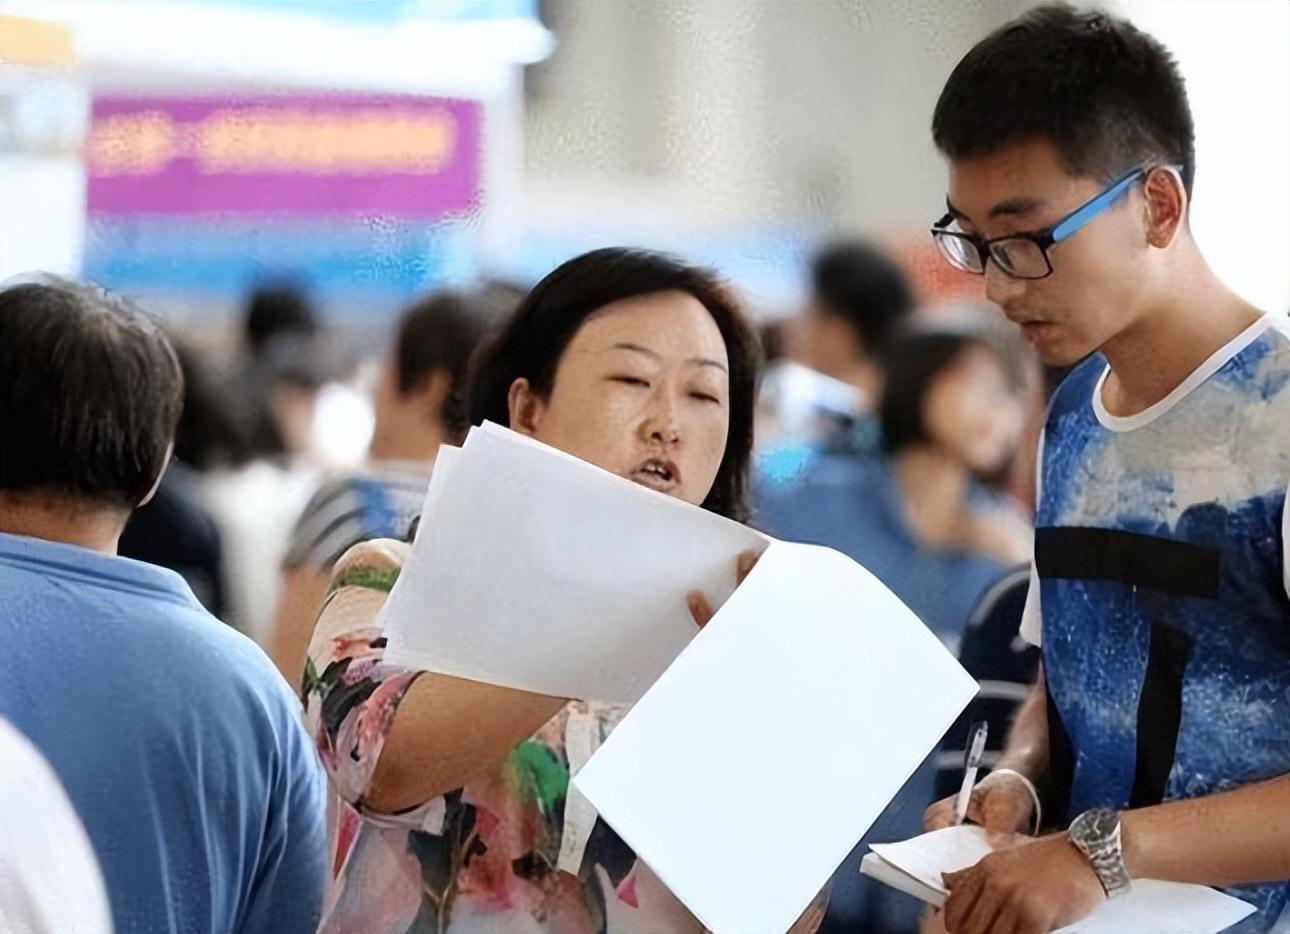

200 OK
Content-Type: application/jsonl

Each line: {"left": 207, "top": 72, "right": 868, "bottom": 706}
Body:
{"left": 920, "top": 5, "right": 1290, "bottom": 934}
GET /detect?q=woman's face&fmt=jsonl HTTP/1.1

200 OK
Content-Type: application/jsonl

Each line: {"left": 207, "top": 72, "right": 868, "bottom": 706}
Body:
{"left": 508, "top": 290, "right": 731, "bottom": 507}
{"left": 922, "top": 344, "right": 1023, "bottom": 476}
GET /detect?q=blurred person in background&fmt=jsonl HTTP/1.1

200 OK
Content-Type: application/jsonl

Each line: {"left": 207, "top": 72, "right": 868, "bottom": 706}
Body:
{"left": 930, "top": 301, "right": 1049, "bottom": 509}
{"left": 757, "top": 239, "right": 915, "bottom": 471}
{"left": 200, "top": 283, "right": 348, "bottom": 641}
{"left": 119, "top": 339, "right": 236, "bottom": 620}
{"left": 0, "top": 279, "right": 326, "bottom": 934}
{"left": 268, "top": 288, "right": 499, "bottom": 682}
{"left": 295, "top": 248, "right": 829, "bottom": 933}
{"left": 759, "top": 325, "right": 1031, "bottom": 644}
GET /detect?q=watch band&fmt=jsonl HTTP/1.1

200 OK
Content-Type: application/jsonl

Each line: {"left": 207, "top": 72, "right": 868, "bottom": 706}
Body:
{"left": 1069, "top": 808, "right": 1132, "bottom": 898}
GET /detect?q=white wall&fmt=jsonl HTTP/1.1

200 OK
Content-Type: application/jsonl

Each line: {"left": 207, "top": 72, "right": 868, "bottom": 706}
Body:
{"left": 1114, "top": 0, "right": 1290, "bottom": 315}
{"left": 522, "top": 0, "right": 1030, "bottom": 236}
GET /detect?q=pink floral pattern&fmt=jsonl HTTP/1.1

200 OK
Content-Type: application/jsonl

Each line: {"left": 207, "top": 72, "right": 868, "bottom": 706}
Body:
{"left": 300, "top": 541, "right": 704, "bottom": 934}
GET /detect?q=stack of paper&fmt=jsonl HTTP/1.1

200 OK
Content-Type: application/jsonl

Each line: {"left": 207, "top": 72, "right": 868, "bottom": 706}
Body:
{"left": 380, "top": 422, "right": 769, "bottom": 703}
{"left": 378, "top": 423, "right": 979, "bottom": 931}
{"left": 863, "top": 826, "right": 1256, "bottom": 934}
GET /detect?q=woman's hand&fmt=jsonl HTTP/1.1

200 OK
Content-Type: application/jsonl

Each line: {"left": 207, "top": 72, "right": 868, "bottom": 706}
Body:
{"left": 686, "top": 549, "right": 762, "bottom": 628}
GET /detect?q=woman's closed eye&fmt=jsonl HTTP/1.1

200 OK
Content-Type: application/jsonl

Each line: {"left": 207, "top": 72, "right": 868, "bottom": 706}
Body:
{"left": 610, "top": 375, "right": 651, "bottom": 389}
{"left": 689, "top": 390, "right": 723, "bottom": 405}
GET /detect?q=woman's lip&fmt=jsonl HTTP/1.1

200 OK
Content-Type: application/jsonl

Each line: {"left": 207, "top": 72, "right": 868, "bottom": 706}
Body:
{"left": 630, "top": 471, "right": 680, "bottom": 493}
{"left": 635, "top": 458, "right": 682, "bottom": 484}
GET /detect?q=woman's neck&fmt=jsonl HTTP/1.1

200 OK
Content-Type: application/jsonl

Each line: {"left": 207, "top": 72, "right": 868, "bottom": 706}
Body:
{"left": 892, "top": 445, "right": 972, "bottom": 549}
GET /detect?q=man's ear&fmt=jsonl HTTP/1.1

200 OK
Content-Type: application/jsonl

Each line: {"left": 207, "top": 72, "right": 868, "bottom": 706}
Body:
{"left": 1142, "top": 165, "right": 1188, "bottom": 249}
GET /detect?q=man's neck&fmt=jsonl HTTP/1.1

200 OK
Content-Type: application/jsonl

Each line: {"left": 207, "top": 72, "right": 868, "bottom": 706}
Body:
{"left": 1100, "top": 252, "right": 1263, "bottom": 418}
{"left": 0, "top": 496, "right": 127, "bottom": 556}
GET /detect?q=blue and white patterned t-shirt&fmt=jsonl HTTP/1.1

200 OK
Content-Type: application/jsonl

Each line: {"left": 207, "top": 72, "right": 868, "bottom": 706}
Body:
{"left": 1021, "top": 315, "right": 1290, "bottom": 933}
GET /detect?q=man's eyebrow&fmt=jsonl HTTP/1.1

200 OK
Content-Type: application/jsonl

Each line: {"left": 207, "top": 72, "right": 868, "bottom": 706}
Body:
{"left": 988, "top": 197, "right": 1044, "bottom": 219}
{"left": 945, "top": 196, "right": 1046, "bottom": 223}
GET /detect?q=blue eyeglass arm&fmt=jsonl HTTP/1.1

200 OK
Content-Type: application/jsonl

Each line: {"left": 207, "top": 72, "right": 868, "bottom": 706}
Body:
{"left": 1051, "top": 168, "right": 1146, "bottom": 243}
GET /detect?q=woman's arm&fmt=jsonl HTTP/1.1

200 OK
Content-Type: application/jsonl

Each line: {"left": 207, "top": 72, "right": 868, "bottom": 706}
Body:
{"left": 303, "top": 539, "right": 565, "bottom": 816}
{"left": 365, "top": 673, "right": 567, "bottom": 812}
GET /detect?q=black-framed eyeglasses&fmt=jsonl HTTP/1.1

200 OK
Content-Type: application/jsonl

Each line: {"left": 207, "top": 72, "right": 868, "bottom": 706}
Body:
{"left": 930, "top": 166, "right": 1163, "bottom": 280}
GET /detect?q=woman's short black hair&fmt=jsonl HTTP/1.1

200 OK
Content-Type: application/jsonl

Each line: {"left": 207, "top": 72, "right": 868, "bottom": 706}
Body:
{"left": 0, "top": 279, "right": 183, "bottom": 511}
{"left": 467, "top": 248, "right": 762, "bottom": 522}
{"left": 393, "top": 289, "right": 504, "bottom": 444}
{"left": 880, "top": 329, "right": 998, "bottom": 454}
{"left": 933, "top": 3, "right": 1195, "bottom": 193}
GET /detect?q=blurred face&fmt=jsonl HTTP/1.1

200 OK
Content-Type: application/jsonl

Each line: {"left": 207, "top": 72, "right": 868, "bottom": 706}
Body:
{"left": 946, "top": 138, "right": 1149, "bottom": 366}
{"left": 508, "top": 290, "right": 731, "bottom": 507}
{"left": 922, "top": 345, "right": 1023, "bottom": 476}
{"left": 796, "top": 303, "right": 860, "bottom": 378}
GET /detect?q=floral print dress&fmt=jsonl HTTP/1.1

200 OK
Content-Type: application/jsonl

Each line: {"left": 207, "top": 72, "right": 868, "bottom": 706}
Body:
{"left": 301, "top": 539, "right": 707, "bottom": 934}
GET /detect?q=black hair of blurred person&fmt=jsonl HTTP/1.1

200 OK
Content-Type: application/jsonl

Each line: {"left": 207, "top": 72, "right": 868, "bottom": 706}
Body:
{"left": 932, "top": 2, "right": 1195, "bottom": 194}
{"left": 242, "top": 283, "right": 321, "bottom": 360}
{"left": 466, "top": 247, "right": 762, "bottom": 523}
{"left": 170, "top": 340, "right": 255, "bottom": 470}
{"left": 392, "top": 290, "right": 503, "bottom": 445}
{"left": 811, "top": 240, "right": 916, "bottom": 356}
{"left": 0, "top": 280, "right": 182, "bottom": 514}
{"left": 879, "top": 330, "right": 998, "bottom": 456}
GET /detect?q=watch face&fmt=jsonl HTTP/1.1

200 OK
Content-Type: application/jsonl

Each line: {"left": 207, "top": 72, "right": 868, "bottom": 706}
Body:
{"left": 1074, "top": 807, "right": 1117, "bottom": 844}
{"left": 1090, "top": 808, "right": 1119, "bottom": 838}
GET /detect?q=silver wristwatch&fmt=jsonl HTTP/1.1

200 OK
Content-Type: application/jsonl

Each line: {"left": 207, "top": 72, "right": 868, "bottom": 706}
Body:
{"left": 1068, "top": 808, "right": 1132, "bottom": 898}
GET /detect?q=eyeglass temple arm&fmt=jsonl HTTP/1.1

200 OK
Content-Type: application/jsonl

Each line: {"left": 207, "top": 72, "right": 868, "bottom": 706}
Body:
{"left": 1051, "top": 168, "right": 1147, "bottom": 243}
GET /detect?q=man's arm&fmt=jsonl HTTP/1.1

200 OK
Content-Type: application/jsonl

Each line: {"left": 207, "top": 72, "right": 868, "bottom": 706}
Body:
{"left": 1123, "top": 773, "right": 1290, "bottom": 885}
{"left": 993, "top": 664, "right": 1048, "bottom": 781}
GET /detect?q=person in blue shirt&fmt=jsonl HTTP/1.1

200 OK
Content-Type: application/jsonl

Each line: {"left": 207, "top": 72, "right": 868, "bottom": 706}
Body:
{"left": 757, "top": 240, "right": 915, "bottom": 476}
{"left": 921, "top": 7, "right": 1290, "bottom": 934}
{"left": 0, "top": 278, "right": 327, "bottom": 934}
{"left": 758, "top": 326, "right": 1031, "bottom": 646}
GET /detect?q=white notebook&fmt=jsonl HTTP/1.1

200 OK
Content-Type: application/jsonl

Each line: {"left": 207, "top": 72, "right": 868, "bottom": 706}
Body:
{"left": 863, "top": 826, "right": 1256, "bottom": 934}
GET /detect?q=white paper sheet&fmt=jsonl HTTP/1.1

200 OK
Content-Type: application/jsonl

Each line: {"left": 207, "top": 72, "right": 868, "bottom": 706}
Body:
{"left": 869, "top": 826, "right": 1256, "bottom": 934}
{"left": 379, "top": 423, "right": 769, "bottom": 704}
{"left": 571, "top": 541, "right": 980, "bottom": 933}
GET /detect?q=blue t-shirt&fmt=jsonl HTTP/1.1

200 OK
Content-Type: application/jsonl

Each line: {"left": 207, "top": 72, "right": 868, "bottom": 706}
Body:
{"left": 1021, "top": 316, "right": 1290, "bottom": 932}
{"left": 0, "top": 532, "right": 327, "bottom": 934}
{"left": 756, "top": 453, "right": 1012, "bottom": 646}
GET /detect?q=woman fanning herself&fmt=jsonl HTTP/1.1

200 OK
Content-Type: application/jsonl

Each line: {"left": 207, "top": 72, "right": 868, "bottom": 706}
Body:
{"left": 302, "top": 249, "right": 826, "bottom": 933}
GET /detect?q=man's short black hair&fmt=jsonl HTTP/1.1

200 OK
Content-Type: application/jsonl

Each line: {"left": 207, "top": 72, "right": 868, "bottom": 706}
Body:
{"left": 933, "top": 3, "right": 1195, "bottom": 193}
{"left": 243, "top": 283, "right": 320, "bottom": 359}
{"left": 811, "top": 241, "right": 914, "bottom": 353}
{"left": 0, "top": 279, "right": 183, "bottom": 512}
